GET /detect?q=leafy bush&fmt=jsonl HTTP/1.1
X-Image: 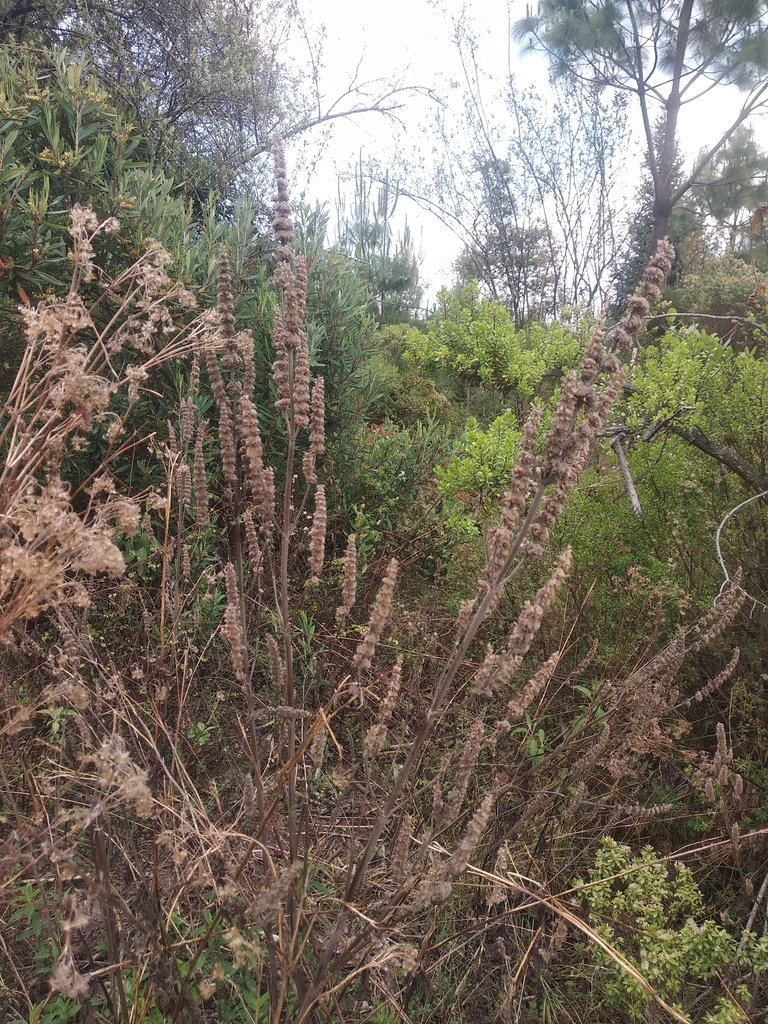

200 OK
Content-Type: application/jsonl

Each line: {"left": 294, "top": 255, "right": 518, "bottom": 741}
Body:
{"left": 403, "top": 283, "right": 587, "bottom": 418}
{"left": 361, "top": 324, "right": 456, "bottom": 426}
{"left": 630, "top": 326, "right": 768, "bottom": 469}
{"left": 327, "top": 418, "right": 453, "bottom": 574}
{"left": 574, "top": 837, "right": 768, "bottom": 1023}
{"left": 670, "top": 252, "right": 767, "bottom": 346}
{"left": 436, "top": 411, "right": 522, "bottom": 526}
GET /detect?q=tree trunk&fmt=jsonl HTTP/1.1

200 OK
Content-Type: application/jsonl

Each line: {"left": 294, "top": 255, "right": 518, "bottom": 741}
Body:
{"left": 650, "top": 0, "right": 694, "bottom": 247}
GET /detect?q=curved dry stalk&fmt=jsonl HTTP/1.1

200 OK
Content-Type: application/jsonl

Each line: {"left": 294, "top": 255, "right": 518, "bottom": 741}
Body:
{"left": 453, "top": 854, "right": 692, "bottom": 1024}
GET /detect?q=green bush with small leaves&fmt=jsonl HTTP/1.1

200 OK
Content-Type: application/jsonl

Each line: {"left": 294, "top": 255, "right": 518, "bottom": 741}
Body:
{"left": 435, "top": 410, "right": 522, "bottom": 527}
{"left": 574, "top": 838, "right": 768, "bottom": 1023}
{"left": 403, "top": 283, "right": 587, "bottom": 417}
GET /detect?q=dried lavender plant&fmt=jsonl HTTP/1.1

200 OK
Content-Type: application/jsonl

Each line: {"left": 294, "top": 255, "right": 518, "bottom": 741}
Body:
{"left": 240, "top": 239, "right": 685, "bottom": 1023}
{"left": 352, "top": 557, "right": 399, "bottom": 677}
{"left": 0, "top": 209, "right": 208, "bottom": 640}
{"left": 2, "top": 170, "right": 749, "bottom": 1024}
{"left": 0, "top": 216, "right": 256, "bottom": 1023}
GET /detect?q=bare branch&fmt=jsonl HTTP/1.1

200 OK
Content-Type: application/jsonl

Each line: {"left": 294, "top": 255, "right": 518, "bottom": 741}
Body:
{"left": 611, "top": 432, "right": 643, "bottom": 516}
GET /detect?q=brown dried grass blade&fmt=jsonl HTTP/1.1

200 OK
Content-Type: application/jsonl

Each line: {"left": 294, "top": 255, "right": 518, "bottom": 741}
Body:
{"left": 438, "top": 849, "right": 693, "bottom": 1024}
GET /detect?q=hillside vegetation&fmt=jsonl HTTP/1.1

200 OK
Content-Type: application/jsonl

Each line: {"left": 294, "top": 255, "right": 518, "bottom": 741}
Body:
{"left": 1, "top": 35, "right": 768, "bottom": 1024}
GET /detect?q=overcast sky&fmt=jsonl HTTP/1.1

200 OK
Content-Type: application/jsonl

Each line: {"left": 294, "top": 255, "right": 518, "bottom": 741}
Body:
{"left": 280, "top": 0, "right": 536, "bottom": 301}
{"left": 284, "top": 0, "right": 766, "bottom": 305}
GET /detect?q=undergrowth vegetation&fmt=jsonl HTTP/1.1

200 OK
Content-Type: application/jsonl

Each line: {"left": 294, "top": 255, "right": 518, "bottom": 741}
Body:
{"left": 2, "top": 43, "right": 768, "bottom": 1024}
{"left": 2, "top": 132, "right": 768, "bottom": 1024}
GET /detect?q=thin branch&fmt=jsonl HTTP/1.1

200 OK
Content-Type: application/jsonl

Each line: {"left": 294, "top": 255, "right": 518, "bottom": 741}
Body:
{"left": 611, "top": 432, "right": 642, "bottom": 516}
{"left": 714, "top": 489, "right": 768, "bottom": 612}
{"left": 737, "top": 870, "right": 768, "bottom": 954}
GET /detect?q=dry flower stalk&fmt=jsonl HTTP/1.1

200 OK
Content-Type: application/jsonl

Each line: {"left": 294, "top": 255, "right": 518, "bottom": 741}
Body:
{"left": 336, "top": 534, "right": 358, "bottom": 628}
{"left": 224, "top": 563, "right": 247, "bottom": 685}
{"left": 473, "top": 549, "right": 572, "bottom": 697}
{"left": 194, "top": 422, "right": 209, "bottom": 527}
{"left": 0, "top": 207, "right": 206, "bottom": 639}
{"left": 352, "top": 558, "right": 399, "bottom": 675}
{"left": 412, "top": 793, "right": 496, "bottom": 911}
{"left": 438, "top": 716, "right": 485, "bottom": 825}
{"left": 364, "top": 656, "right": 404, "bottom": 758}
{"left": 205, "top": 342, "right": 237, "bottom": 496}
{"left": 217, "top": 246, "right": 239, "bottom": 370}
{"left": 238, "top": 394, "right": 274, "bottom": 535}
{"left": 309, "top": 485, "right": 327, "bottom": 582}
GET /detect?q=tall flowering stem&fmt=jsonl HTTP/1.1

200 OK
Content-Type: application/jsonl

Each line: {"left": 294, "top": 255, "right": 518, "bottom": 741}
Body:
{"left": 269, "top": 136, "right": 326, "bottom": 866}
{"left": 336, "top": 241, "right": 676, "bottom": 949}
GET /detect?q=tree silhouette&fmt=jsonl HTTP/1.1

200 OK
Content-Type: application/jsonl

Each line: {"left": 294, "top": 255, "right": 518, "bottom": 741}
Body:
{"left": 515, "top": 1, "right": 768, "bottom": 248}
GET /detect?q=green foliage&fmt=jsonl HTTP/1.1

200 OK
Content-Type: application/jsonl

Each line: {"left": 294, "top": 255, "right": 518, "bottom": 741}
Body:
{"left": 1, "top": 0, "right": 303, "bottom": 205}
{"left": 692, "top": 126, "right": 768, "bottom": 266}
{"left": 631, "top": 328, "right": 731, "bottom": 421}
{"left": 618, "top": 320, "right": 768, "bottom": 614}
{"left": 0, "top": 45, "right": 240, "bottom": 395}
{"left": 12, "top": 998, "right": 82, "bottom": 1024}
{"left": 329, "top": 418, "right": 453, "bottom": 572}
{"left": 603, "top": 442, "right": 710, "bottom": 551}
{"left": 0, "top": 42, "right": 274, "bottom": 306}
{"left": 630, "top": 325, "right": 768, "bottom": 471}
{"left": 0, "top": 45, "right": 260, "bottom": 307}
{"left": 575, "top": 838, "right": 768, "bottom": 1022}
{"left": 404, "top": 283, "right": 586, "bottom": 416}
{"left": 0, "top": 50, "right": 148, "bottom": 322}
{"left": 0, "top": 44, "right": 379, "bottom": 529}
{"left": 670, "top": 252, "right": 767, "bottom": 345}
{"left": 364, "top": 324, "right": 455, "bottom": 426}
{"left": 9, "top": 896, "right": 272, "bottom": 1024}
{"left": 435, "top": 411, "right": 522, "bottom": 524}
{"left": 374, "top": 365, "right": 454, "bottom": 427}
{"left": 9, "top": 883, "right": 46, "bottom": 942}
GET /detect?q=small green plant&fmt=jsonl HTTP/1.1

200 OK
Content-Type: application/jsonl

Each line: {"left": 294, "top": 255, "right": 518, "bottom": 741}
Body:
{"left": 574, "top": 838, "right": 768, "bottom": 1023}
{"left": 38, "top": 706, "right": 75, "bottom": 744}
{"left": 435, "top": 410, "right": 523, "bottom": 525}
{"left": 187, "top": 720, "right": 216, "bottom": 746}
{"left": 9, "top": 883, "right": 44, "bottom": 942}
{"left": 12, "top": 996, "right": 83, "bottom": 1024}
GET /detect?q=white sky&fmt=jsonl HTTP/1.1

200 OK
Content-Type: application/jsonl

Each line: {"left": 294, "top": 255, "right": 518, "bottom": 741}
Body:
{"left": 283, "top": 0, "right": 538, "bottom": 301}
{"left": 284, "top": 0, "right": 766, "bottom": 306}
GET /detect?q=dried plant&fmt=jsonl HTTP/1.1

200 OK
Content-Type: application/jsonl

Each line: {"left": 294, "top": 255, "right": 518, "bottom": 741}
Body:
{"left": 0, "top": 157, "right": 753, "bottom": 1024}
{"left": 0, "top": 210, "right": 209, "bottom": 640}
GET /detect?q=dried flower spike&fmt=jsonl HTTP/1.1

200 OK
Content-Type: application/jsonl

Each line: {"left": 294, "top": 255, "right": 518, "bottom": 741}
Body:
{"left": 224, "top": 563, "right": 247, "bottom": 685}
{"left": 352, "top": 558, "right": 398, "bottom": 676}
{"left": 309, "top": 485, "right": 326, "bottom": 583}
{"left": 336, "top": 534, "right": 358, "bottom": 628}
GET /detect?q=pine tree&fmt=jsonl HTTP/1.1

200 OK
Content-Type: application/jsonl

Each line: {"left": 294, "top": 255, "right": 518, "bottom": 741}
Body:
{"left": 693, "top": 126, "right": 768, "bottom": 262}
{"left": 515, "top": 1, "right": 768, "bottom": 247}
{"left": 337, "top": 160, "right": 423, "bottom": 325}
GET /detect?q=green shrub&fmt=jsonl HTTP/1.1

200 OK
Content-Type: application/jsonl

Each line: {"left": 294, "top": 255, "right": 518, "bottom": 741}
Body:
{"left": 574, "top": 838, "right": 768, "bottom": 1023}
{"left": 670, "top": 252, "right": 767, "bottom": 346}
{"left": 403, "top": 283, "right": 587, "bottom": 418}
